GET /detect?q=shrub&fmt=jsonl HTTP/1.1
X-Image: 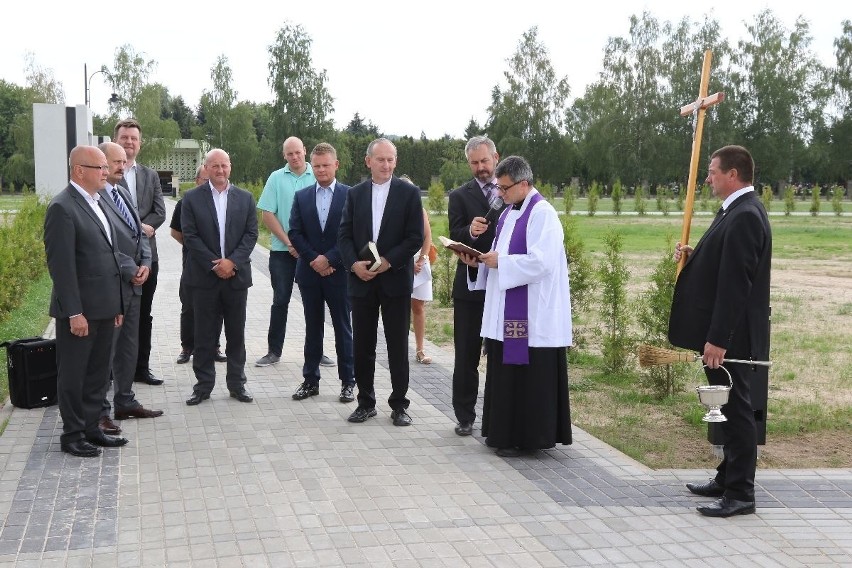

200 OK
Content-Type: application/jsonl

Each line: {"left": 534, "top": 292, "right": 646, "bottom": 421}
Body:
{"left": 427, "top": 181, "right": 446, "bottom": 216}
{"left": 761, "top": 184, "right": 773, "bottom": 212}
{"left": 634, "top": 185, "right": 647, "bottom": 215}
{"left": 0, "top": 196, "right": 47, "bottom": 321}
{"left": 809, "top": 185, "right": 821, "bottom": 216}
{"left": 537, "top": 180, "right": 555, "bottom": 203}
{"left": 561, "top": 216, "right": 594, "bottom": 351}
{"left": 596, "top": 231, "right": 632, "bottom": 374}
{"left": 783, "top": 186, "right": 796, "bottom": 216}
{"left": 635, "top": 244, "right": 690, "bottom": 398}
{"left": 656, "top": 184, "right": 670, "bottom": 216}
{"left": 831, "top": 185, "right": 845, "bottom": 216}
{"left": 587, "top": 181, "right": 600, "bottom": 216}
{"left": 563, "top": 180, "right": 577, "bottom": 216}
{"left": 611, "top": 179, "right": 623, "bottom": 215}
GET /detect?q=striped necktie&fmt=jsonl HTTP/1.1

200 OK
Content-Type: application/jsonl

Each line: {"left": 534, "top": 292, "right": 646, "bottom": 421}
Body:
{"left": 111, "top": 186, "right": 138, "bottom": 236}
{"left": 484, "top": 182, "right": 496, "bottom": 204}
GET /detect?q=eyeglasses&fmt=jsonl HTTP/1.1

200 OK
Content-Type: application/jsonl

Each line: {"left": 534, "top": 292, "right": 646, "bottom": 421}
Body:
{"left": 496, "top": 180, "right": 523, "bottom": 193}
{"left": 80, "top": 165, "right": 109, "bottom": 172}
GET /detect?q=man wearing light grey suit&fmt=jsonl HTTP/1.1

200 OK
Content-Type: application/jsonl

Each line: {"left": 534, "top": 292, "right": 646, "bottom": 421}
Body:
{"left": 44, "top": 146, "right": 128, "bottom": 457}
{"left": 114, "top": 119, "right": 166, "bottom": 386}
{"left": 181, "top": 149, "right": 258, "bottom": 405}
{"left": 97, "top": 142, "right": 163, "bottom": 431}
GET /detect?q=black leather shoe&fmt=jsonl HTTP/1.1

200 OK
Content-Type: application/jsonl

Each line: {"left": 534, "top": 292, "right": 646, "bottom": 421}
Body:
{"left": 230, "top": 388, "right": 254, "bottom": 403}
{"left": 86, "top": 431, "right": 129, "bottom": 447}
{"left": 390, "top": 408, "right": 412, "bottom": 427}
{"left": 176, "top": 350, "right": 191, "bottom": 364}
{"left": 61, "top": 439, "right": 102, "bottom": 458}
{"left": 214, "top": 349, "right": 227, "bottom": 363}
{"left": 454, "top": 422, "right": 473, "bottom": 436}
{"left": 686, "top": 479, "right": 725, "bottom": 498}
{"left": 292, "top": 382, "right": 319, "bottom": 400}
{"left": 186, "top": 392, "right": 210, "bottom": 406}
{"left": 697, "top": 496, "right": 756, "bottom": 517}
{"left": 496, "top": 447, "right": 521, "bottom": 457}
{"left": 339, "top": 384, "right": 355, "bottom": 403}
{"left": 134, "top": 371, "right": 164, "bottom": 386}
{"left": 347, "top": 407, "right": 377, "bottom": 423}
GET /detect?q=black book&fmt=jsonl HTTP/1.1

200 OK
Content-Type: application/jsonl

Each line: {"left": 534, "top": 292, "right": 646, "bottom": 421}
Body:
{"left": 359, "top": 241, "right": 382, "bottom": 272}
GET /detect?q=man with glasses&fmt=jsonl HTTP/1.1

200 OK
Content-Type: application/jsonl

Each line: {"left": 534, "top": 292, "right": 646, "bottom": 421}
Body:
{"left": 455, "top": 156, "right": 572, "bottom": 458}
{"left": 170, "top": 165, "right": 227, "bottom": 365}
{"left": 44, "top": 145, "right": 127, "bottom": 457}
{"left": 447, "top": 136, "right": 506, "bottom": 437}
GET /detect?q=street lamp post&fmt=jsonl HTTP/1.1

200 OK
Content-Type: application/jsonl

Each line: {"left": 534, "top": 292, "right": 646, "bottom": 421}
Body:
{"left": 84, "top": 63, "right": 119, "bottom": 108}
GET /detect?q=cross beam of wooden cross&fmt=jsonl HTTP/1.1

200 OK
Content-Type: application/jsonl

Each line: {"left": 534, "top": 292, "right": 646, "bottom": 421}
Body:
{"left": 676, "top": 49, "right": 725, "bottom": 278}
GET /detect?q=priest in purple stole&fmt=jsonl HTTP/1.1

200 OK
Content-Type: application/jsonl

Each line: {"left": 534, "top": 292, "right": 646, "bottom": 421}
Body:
{"left": 457, "top": 155, "right": 572, "bottom": 457}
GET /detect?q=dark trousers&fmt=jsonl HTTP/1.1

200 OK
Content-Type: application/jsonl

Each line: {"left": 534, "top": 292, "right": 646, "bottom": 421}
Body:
{"left": 102, "top": 293, "right": 141, "bottom": 416}
{"left": 267, "top": 251, "right": 296, "bottom": 356}
{"left": 299, "top": 278, "right": 354, "bottom": 386}
{"left": 452, "top": 298, "right": 485, "bottom": 424}
{"left": 56, "top": 317, "right": 115, "bottom": 444}
{"left": 708, "top": 364, "right": 757, "bottom": 502}
{"left": 350, "top": 286, "right": 410, "bottom": 411}
{"left": 190, "top": 282, "right": 248, "bottom": 395}
{"left": 135, "top": 261, "right": 158, "bottom": 376}
{"left": 179, "top": 276, "right": 223, "bottom": 352}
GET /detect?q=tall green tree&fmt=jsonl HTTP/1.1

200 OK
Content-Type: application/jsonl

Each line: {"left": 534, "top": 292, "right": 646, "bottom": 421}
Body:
{"left": 267, "top": 22, "right": 335, "bottom": 151}
{"left": 102, "top": 44, "right": 157, "bottom": 118}
{"left": 486, "top": 27, "right": 571, "bottom": 184}
{"left": 731, "top": 10, "right": 831, "bottom": 185}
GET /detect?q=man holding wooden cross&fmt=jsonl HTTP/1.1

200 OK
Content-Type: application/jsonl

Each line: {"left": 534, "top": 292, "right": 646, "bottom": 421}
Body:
{"left": 669, "top": 145, "right": 772, "bottom": 517}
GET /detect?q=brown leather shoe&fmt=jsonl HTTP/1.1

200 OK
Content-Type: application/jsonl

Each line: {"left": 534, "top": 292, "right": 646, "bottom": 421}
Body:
{"left": 98, "top": 416, "right": 122, "bottom": 435}
{"left": 114, "top": 406, "right": 164, "bottom": 420}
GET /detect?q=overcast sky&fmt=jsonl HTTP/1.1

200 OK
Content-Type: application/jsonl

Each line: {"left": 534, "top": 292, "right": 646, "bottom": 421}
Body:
{"left": 2, "top": 0, "right": 843, "bottom": 139}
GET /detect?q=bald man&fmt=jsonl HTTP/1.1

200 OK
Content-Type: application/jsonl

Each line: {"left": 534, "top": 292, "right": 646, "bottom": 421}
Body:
{"left": 97, "top": 142, "right": 162, "bottom": 432}
{"left": 181, "top": 149, "right": 258, "bottom": 405}
{"left": 44, "top": 145, "right": 127, "bottom": 456}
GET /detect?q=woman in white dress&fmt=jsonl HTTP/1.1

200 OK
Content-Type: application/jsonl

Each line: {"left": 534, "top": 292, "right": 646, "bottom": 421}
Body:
{"left": 406, "top": 178, "right": 434, "bottom": 364}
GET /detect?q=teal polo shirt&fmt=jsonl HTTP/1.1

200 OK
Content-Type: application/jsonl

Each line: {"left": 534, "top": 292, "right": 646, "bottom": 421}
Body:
{"left": 256, "top": 163, "right": 315, "bottom": 251}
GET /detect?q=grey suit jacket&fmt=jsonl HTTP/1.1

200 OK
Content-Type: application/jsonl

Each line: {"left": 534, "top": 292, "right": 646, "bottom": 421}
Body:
{"left": 44, "top": 185, "right": 123, "bottom": 320}
{"left": 119, "top": 163, "right": 165, "bottom": 262}
{"left": 99, "top": 184, "right": 152, "bottom": 311}
{"left": 180, "top": 182, "right": 258, "bottom": 290}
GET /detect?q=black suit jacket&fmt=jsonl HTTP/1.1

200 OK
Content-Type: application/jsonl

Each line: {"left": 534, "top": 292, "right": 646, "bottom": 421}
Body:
{"left": 289, "top": 181, "right": 350, "bottom": 288}
{"left": 669, "top": 191, "right": 772, "bottom": 360}
{"left": 99, "top": 184, "right": 152, "bottom": 310}
{"left": 447, "top": 179, "right": 505, "bottom": 301}
{"left": 44, "top": 185, "right": 123, "bottom": 320}
{"left": 119, "top": 163, "right": 165, "bottom": 262}
{"left": 180, "top": 182, "right": 258, "bottom": 290}
{"left": 338, "top": 176, "right": 423, "bottom": 298}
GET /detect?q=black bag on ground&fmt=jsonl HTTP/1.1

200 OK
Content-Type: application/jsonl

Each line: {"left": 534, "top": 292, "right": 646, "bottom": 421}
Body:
{"left": 2, "top": 337, "right": 58, "bottom": 409}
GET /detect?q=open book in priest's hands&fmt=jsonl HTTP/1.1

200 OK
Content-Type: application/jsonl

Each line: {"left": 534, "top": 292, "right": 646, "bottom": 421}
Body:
{"left": 359, "top": 241, "right": 382, "bottom": 272}
{"left": 438, "top": 235, "right": 482, "bottom": 259}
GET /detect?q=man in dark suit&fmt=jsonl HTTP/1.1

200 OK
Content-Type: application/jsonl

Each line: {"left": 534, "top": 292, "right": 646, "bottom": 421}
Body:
{"left": 181, "top": 149, "right": 258, "bottom": 406}
{"left": 338, "top": 138, "right": 423, "bottom": 426}
{"left": 44, "top": 145, "right": 128, "bottom": 457}
{"left": 114, "top": 118, "right": 166, "bottom": 386}
{"left": 669, "top": 145, "right": 771, "bottom": 518}
{"left": 170, "top": 165, "right": 227, "bottom": 365}
{"left": 97, "top": 142, "right": 163, "bottom": 429}
{"left": 288, "top": 142, "right": 355, "bottom": 403}
{"left": 447, "top": 136, "right": 505, "bottom": 436}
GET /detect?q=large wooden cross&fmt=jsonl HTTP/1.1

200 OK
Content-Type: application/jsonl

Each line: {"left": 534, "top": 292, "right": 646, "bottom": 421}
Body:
{"left": 676, "top": 49, "right": 725, "bottom": 278}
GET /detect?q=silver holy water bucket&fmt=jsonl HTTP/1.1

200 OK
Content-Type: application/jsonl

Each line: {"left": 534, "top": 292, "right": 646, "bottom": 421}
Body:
{"left": 696, "top": 365, "right": 733, "bottom": 423}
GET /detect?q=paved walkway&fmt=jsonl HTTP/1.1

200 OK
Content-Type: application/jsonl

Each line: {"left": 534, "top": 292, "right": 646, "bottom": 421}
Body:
{"left": 0, "top": 199, "right": 850, "bottom": 567}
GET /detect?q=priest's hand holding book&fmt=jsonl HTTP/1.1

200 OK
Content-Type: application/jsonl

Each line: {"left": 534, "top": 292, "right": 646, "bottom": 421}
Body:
{"left": 440, "top": 235, "right": 499, "bottom": 269}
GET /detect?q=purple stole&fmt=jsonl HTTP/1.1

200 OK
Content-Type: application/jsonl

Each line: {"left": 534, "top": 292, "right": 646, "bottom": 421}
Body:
{"left": 493, "top": 191, "right": 543, "bottom": 365}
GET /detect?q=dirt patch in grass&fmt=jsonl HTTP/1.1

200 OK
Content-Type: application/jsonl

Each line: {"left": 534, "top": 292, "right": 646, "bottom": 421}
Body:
{"left": 424, "top": 255, "right": 852, "bottom": 469}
